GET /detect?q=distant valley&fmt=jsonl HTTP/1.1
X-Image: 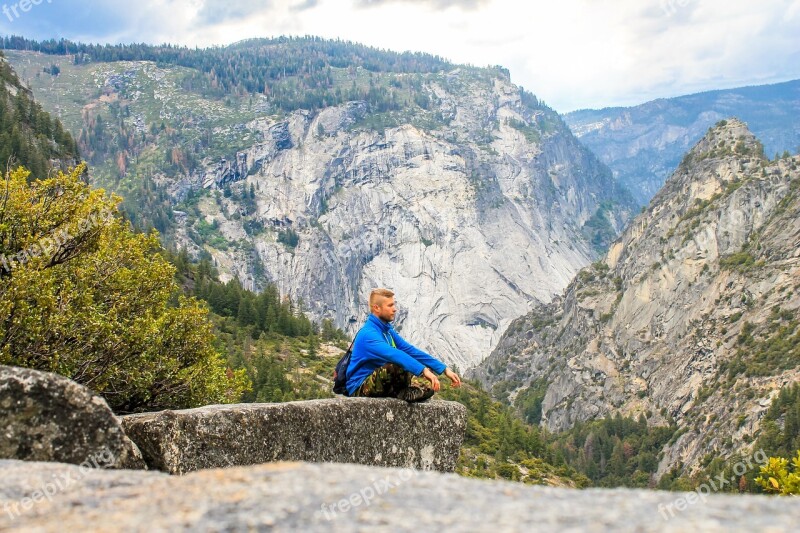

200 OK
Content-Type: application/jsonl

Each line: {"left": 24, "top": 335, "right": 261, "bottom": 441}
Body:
{"left": 566, "top": 80, "right": 800, "bottom": 206}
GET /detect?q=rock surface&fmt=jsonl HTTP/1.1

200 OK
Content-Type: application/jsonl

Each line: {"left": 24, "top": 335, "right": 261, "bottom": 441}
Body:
{"left": 120, "top": 398, "right": 466, "bottom": 474}
{"left": 475, "top": 119, "right": 800, "bottom": 475}
{"left": 0, "top": 365, "right": 145, "bottom": 470}
{"left": 2, "top": 459, "right": 799, "bottom": 531}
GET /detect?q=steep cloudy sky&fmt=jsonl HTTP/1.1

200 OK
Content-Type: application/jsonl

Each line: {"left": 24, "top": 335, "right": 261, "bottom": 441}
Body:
{"left": 1, "top": 0, "right": 798, "bottom": 111}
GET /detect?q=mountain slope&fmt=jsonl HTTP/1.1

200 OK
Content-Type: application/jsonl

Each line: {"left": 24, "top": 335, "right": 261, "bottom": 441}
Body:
{"left": 4, "top": 40, "right": 635, "bottom": 369}
{"left": 0, "top": 51, "right": 79, "bottom": 175}
{"left": 474, "top": 119, "right": 800, "bottom": 475}
{"left": 565, "top": 80, "right": 800, "bottom": 205}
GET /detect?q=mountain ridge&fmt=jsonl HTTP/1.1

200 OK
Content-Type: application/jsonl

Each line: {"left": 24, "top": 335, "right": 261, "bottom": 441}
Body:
{"left": 565, "top": 79, "right": 800, "bottom": 205}
{"left": 474, "top": 118, "right": 800, "bottom": 476}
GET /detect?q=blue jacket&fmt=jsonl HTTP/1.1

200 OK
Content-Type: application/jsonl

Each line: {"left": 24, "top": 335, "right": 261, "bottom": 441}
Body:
{"left": 345, "top": 313, "right": 447, "bottom": 396}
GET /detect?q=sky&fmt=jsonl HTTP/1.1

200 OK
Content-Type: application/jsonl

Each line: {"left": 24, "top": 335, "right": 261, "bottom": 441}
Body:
{"left": 0, "top": 0, "right": 798, "bottom": 112}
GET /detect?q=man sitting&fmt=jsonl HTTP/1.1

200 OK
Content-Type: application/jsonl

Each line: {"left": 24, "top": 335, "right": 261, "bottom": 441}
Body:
{"left": 346, "top": 288, "right": 461, "bottom": 402}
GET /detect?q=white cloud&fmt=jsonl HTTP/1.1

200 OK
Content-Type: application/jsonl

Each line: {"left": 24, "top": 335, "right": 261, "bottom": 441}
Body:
{"left": 2, "top": 0, "right": 797, "bottom": 111}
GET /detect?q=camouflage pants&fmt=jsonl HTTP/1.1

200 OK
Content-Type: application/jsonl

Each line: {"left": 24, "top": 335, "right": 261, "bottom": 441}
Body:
{"left": 355, "top": 363, "right": 426, "bottom": 398}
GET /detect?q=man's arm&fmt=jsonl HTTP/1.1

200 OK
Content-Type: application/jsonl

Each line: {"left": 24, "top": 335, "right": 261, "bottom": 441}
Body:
{"left": 362, "top": 335, "right": 427, "bottom": 376}
{"left": 390, "top": 329, "right": 462, "bottom": 390}
{"left": 389, "top": 330, "right": 447, "bottom": 374}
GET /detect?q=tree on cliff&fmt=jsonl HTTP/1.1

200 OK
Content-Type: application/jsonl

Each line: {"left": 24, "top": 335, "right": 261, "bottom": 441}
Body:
{"left": 0, "top": 163, "right": 249, "bottom": 412}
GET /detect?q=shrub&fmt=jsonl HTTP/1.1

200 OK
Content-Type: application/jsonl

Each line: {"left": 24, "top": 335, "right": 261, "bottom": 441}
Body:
{"left": 0, "top": 165, "right": 249, "bottom": 413}
{"left": 756, "top": 451, "right": 800, "bottom": 495}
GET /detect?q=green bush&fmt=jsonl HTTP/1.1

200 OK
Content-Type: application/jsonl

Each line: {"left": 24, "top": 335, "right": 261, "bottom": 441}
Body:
{"left": 0, "top": 165, "right": 248, "bottom": 413}
{"left": 756, "top": 451, "right": 800, "bottom": 495}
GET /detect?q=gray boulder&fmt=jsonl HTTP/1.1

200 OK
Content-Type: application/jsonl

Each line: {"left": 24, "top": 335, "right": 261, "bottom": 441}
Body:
{"left": 3, "top": 459, "right": 800, "bottom": 532}
{"left": 0, "top": 365, "right": 145, "bottom": 470}
{"left": 120, "top": 397, "right": 466, "bottom": 474}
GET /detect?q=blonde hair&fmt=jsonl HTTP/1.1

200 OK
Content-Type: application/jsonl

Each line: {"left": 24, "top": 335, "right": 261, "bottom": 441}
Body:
{"left": 369, "top": 288, "right": 394, "bottom": 309}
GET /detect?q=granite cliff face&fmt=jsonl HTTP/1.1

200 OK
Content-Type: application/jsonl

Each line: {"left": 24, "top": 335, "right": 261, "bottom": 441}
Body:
{"left": 172, "top": 75, "right": 633, "bottom": 369}
{"left": 475, "top": 119, "right": 800, "bottom": 475}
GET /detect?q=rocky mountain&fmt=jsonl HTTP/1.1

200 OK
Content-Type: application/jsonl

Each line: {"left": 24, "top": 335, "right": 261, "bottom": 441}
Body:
{"left": 565, "top": 80, "right": 800, "bottom": 205}
{"left": 474, "top": 119, "right": 800, "bottom": 476}
{"left": 4, "top": 40, "right": 635, "bottom": 369}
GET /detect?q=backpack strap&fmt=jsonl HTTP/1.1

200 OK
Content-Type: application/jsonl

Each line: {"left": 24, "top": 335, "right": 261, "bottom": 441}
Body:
{"left": 345, "top": 335, "right": 357, "bottom": 354}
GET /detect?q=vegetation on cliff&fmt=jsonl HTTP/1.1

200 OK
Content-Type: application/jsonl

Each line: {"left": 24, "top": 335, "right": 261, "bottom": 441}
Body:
{"left": 167, "top": 249, "right": 349, "bottom": 403}
{"left": 0, "top": 51, "right": 78, "bottom": 176}
{"left": 1, "top": 35, "right": 455, "bottom": 113}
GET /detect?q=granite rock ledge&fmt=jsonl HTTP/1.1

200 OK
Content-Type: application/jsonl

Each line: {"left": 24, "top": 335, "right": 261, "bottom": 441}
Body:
{"left": 120, "top": 397, "right": 467, "bottom": 474}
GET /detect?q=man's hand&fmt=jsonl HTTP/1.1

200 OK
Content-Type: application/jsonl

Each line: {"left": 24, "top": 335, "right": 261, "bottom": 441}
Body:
{"left": 444, "top": 368, "right": 462, "bottom": 388}
{"left": 422, "top": 368, "right": 440, "bottom": 391}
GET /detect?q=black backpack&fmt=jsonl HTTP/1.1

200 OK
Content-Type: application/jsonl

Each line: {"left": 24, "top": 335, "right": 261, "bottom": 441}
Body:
{"left": 332, "top": 332, "right": 359, "bottom": 396}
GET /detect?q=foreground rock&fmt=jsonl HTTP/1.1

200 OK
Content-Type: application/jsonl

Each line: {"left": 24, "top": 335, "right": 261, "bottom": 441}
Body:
{"left": 0, "top": 366, "right": 145, "bottom": 470}
{"left": 121, "top": 398, "right": 466, "bottom": 474}
{"left": 2, "top": 459, "right": 799, "bottom": 532}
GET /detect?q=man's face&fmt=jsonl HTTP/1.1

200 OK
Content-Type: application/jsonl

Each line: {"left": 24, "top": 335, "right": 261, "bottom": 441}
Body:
{"left": 373, "top": 296, "right": 396, "bottom": 322}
